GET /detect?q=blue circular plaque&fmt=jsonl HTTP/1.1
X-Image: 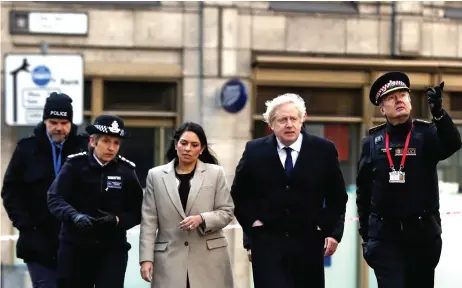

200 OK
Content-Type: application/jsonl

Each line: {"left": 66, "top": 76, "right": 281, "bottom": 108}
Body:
{"left": 220, "top": 79, "right": 248, "bottom": 113}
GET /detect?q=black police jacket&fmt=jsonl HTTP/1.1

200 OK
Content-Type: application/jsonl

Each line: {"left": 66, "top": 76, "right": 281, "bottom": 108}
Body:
{"left": 47, "top": 151, "right": 143, "bottom": 249}
{"left": 356, "top": 111, "right": 462, "bottom": 242}
{"left": 1, "top": 122, "right": 88, "bottom": 268}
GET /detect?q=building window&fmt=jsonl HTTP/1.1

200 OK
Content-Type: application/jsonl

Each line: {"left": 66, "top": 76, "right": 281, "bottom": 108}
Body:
{"left": 103, "top": 80, "right": 177, "bottom": 112}
{"left": 449, "top": 92, "right": 462, "bottom": 119}
{"left": 256, "top": 86, "right": 362, "bottom": 117}
{"left": 84, "top": 79, "right": 92, "bottom": 111}
{"left": 445, "top": 6, "right": 462, "bottom": 20}
{"left": 35, "top": 1, "right": 160, "bottom": 8}
{"left": 437, "top": 126, "right": 462, "bottom": 193}
{"left": 269, "top": 1, "right": 359, "bottom": 14}
{"left": 304, "top": 123, "right": 360, "bottom": 185}
{"left": 118, "top": 127, "right": 156, "bottom": 188}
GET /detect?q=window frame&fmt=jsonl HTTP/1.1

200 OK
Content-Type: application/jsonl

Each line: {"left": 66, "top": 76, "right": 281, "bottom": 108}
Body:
{"left": 269, "top": 1, "right": 359, "bottom": 15}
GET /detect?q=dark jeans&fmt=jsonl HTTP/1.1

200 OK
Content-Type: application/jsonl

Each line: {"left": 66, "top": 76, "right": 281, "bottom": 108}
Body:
{"left": 27, "top": 262, "right": 57, "bottom": 288}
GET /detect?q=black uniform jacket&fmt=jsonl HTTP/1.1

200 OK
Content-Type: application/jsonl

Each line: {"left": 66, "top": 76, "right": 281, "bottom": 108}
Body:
{"left": 1, "top": 122, "right": 88, "bottom": 267}
{"left": 356, "top": 111, "right": 462, "bottom": 242}
{"left": 47, "top": 151, "right": 143, "bottom": 249}
{"left": 231, "top": 128, "right": 348, "bottom": 243}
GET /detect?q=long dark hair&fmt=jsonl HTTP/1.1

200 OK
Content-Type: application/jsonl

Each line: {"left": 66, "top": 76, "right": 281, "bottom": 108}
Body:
{"left": 166, "top": 122, "right": 219, "bottom": 165}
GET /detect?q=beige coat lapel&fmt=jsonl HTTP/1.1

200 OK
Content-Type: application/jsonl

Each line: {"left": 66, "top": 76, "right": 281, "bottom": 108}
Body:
{"left": 185, "top": 160, "right": 206, "bottom": 216}
{"left": 162, "top": 160, "right": 186, "bottom": 219}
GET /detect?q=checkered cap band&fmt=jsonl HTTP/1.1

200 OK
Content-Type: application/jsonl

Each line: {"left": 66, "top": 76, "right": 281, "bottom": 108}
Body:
{"left": 94, "top": 125, "right": 108, "bottom": 134}
{"left": 93, "top": 124, "right": 125, "bottom": 136}
{"left": 375, "top": 80, "right": 408, "bottom": 103}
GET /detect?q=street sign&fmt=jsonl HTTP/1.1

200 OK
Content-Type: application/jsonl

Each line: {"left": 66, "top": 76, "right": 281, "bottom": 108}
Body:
{"left": 4, "top": 54, "right": 84, "bottom": 126}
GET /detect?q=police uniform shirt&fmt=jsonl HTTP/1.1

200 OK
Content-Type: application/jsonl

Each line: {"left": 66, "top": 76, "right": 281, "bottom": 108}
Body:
{"left": 93, "top": 153, "right": 108, "bottom": 167}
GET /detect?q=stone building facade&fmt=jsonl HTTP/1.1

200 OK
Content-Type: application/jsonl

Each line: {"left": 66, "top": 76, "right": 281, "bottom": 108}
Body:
{"left": 1, "top": 1, "right": 462, "bottom": 287}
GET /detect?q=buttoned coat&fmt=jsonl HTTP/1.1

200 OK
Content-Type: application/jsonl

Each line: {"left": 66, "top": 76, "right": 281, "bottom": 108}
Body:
{"left": 140, "top": 160, "right": 235, "bottom": 288}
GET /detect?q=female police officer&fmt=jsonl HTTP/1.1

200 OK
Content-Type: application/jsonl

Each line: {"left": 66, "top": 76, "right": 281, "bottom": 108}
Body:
{"left": 356, "top": 72, "right": 462, "bottom": 288}
{"left": 47, "top": 115, "right": 143, "bottom": 288}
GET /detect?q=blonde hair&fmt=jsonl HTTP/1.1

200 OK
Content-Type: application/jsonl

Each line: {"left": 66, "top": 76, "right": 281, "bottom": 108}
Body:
{"left": 262, "top": 93, "right": 306, "bottom": 124}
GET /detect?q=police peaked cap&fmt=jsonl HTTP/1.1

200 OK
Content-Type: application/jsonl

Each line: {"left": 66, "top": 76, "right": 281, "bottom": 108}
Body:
{"left": 85, "top": 115, "right": 129, "bottom": 138}
{"left": 370, "top": 71, "right": 411, "bottom": 106}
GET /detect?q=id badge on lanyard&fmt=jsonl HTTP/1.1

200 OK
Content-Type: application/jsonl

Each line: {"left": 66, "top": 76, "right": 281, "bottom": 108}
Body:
{"left": 389, "top": 170, "right": 405, "bottom": 183}
{"left": 386, "top": 124, "right": 412, "bottom": 184}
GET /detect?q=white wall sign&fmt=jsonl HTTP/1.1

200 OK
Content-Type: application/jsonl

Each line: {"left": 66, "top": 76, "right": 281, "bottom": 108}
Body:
{"left": 10, "top": 10, "right": 88, "bottom": 36}
{"left": 29, "top": 12, "right": 88, "bottom": 35}
{"left": 4, "top": 54, "right": 84, "bottom": 126}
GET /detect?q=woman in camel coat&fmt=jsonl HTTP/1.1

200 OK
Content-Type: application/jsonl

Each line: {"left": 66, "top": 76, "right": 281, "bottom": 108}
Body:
{"left": 139, "top": 122, "right": 235, "bottom": 288}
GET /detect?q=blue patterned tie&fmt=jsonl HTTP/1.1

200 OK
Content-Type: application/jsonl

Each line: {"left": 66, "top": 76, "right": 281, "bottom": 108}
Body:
{"left": 284, "top": 147, "right": 293, "bottom": 177}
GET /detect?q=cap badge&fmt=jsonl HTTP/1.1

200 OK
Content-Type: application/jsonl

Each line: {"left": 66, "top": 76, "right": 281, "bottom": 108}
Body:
{"left": 108, "top": 121, "right": 120, "bottom": 133}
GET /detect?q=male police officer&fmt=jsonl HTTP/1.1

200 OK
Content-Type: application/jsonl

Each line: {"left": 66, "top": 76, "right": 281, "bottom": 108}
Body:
{"left": 47, "top": 115, "right": 143, "bottom": 288}
{"left": 356, "top": 72, "right": 462, "bottom": 288}
{"left": 1, "top": 92, "right": 87, "bottom": 288}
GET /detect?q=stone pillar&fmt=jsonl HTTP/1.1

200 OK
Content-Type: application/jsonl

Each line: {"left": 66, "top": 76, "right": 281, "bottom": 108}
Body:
{"left": 182, "top": 4, "right": 253, "bottom": 287}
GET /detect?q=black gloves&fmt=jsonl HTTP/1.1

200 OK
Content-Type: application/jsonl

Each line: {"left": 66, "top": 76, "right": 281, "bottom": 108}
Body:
{"left": 426, "top": 81, "right": 444, "bottom": 118}
{"left": 70, "top": 212, "right": 96, "bottom": 229}
{"left": 95, "top": 209, "right": 118, "bottom": 228}
{"left": 69, "top": 210, "right": 117, "bottom": 229}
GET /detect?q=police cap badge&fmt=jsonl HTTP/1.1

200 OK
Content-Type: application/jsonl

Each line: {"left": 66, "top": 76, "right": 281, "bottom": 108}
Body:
{"left": 85, "top": 114, "right": 129, "bottom": 138}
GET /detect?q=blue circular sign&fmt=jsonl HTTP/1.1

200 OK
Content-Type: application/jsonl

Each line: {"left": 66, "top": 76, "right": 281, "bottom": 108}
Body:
{"left": 220, "top": 79, "right": 247, "bottom": 113}
{"left": 31, "top": 65, "right": 51, "bottom": 86}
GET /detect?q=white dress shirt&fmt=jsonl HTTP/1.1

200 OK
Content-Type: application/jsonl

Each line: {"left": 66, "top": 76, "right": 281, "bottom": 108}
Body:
{"left": 276, "top": 133, "right": 303, "bottom": 168}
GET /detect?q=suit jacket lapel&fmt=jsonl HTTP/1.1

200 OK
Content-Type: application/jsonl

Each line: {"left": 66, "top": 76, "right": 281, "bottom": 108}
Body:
{"left": 162, "top": 161, "right": 186, "bottom": 219}
{"left": 292, "top": 129, "right": 315, "bottom": 177}
{"left": 185, "top": 161, "right": 206, "bottom": 216}
{"left": 264, "top": 134, "right": 286, "bottom": 176}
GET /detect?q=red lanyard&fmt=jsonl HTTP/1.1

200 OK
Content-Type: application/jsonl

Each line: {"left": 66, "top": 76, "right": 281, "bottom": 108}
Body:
{"left": 385, "top": 124, "right": 413, "bottom": 171}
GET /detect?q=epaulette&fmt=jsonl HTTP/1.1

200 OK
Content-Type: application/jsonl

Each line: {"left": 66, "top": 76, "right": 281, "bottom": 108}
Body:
{"left": 67, "top": 152, "right": 87, "bottom": 160}
{"left": 118, "top": 155, "right": 136, "bottom": 168}
{"left": 413, "top": 119, "right": 432, "bottom": 126}
{"left": 368, "top": 123, "right": 386, "bottom": 135}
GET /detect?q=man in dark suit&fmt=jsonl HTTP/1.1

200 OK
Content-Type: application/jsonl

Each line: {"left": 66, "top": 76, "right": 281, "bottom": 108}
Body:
{"left": 231, "top": 93, "right": 348, "bottom": 288}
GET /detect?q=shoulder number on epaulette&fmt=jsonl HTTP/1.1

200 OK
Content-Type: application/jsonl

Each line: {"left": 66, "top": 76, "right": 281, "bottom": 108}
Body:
{"left": 118, "top": 155, "right": 136, "bottom": 168}
{"left": 413, "top": 119, "right": 432, "bottom": 126}
{"left": 67, "top": 152, "right": 87, "bottom": 159}
{"left": 368, "top": 123, "right": 386, "bottom": 135}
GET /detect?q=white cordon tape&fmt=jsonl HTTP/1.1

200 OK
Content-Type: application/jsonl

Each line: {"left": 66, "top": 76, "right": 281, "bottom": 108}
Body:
{"left": 1, "top": 211, "right": 461, "bottom": 241}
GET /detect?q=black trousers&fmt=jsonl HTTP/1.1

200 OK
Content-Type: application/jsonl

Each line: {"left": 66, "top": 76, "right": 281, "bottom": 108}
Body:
{"left": 364, "top": 236, "right": 442, "bottom": 288}
{"left": 27, "top": 262, "right": 57, "bottom": 288}
{"left": 56, "top": 242, "right": 128, "bottom": 288}
{"left": 251, "top": 227, "right": 325, "bottom": 288}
